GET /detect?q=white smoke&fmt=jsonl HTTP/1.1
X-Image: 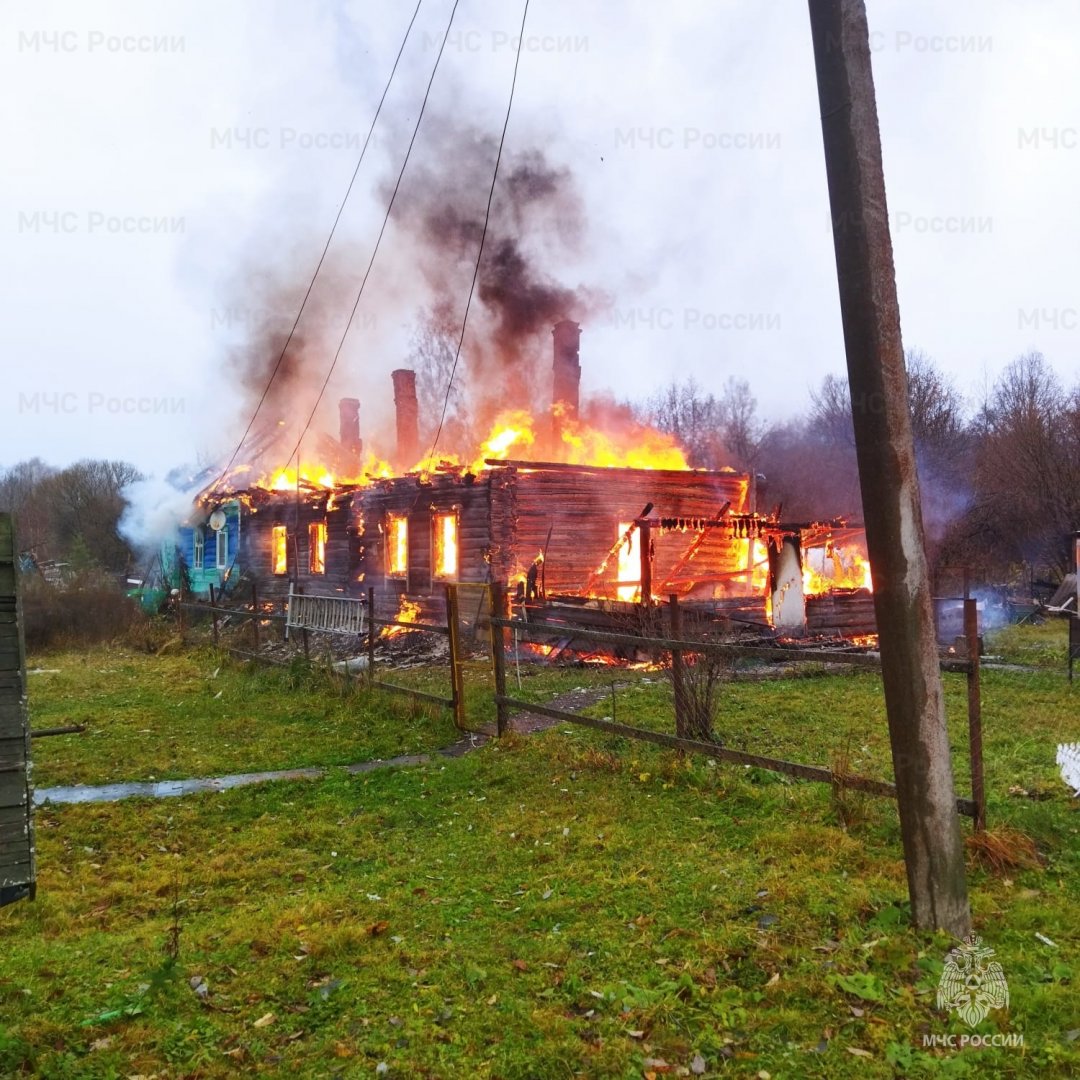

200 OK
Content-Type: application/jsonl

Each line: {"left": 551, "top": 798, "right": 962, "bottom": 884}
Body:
{"left": 119, "top": 475, "right": 197, "bottom": 554}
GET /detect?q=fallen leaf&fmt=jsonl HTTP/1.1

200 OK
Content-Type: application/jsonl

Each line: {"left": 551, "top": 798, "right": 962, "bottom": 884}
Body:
{"left": 252, "top": 1012, "right": 275, "bottom": 1028}
{"left": 765, "top": 972, "right": 780, "bottom": 987}
{"left": 690, "top": 1053, "right": 707, "bottom": 1075}
{"left": 486, "top": 994, "right": 497, "bottom": 1005}
{"left": 512, "top": 959, "right": 528, "bottom": 972}
{"left": 627, "top": 1029, "right": 645, "bottom": 1038}
{"left": 850, "top": 1006, "right": 864, "bottom": 1018}
{"left": 368, "top": 920, "right": 390, "bottom": 936}
{"left": 89, "top": 1036, "right": 112, "bottom": 1052}
{"left": 847, "top": 1047, "right": 873, "bottom": 1058}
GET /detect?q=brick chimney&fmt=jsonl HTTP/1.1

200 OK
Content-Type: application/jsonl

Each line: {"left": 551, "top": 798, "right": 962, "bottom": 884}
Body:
{"left": 391, "top": 369, "right": 420, "bottom": 467}
{"left": 551, "top": 319, "right": 581, "bottom": 447}
{"left": 338, "top": 397, "right": 362, "bottom": 472}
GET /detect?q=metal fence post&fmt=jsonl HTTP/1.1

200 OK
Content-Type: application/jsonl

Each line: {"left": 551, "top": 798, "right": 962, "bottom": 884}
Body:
{"left": 964, "top": 598, "right": 986, "bottom": 833}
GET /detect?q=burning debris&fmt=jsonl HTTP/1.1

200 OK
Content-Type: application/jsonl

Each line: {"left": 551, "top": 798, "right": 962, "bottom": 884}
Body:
{"left": 382, "top": 596, "right": 422, "bottom": 639}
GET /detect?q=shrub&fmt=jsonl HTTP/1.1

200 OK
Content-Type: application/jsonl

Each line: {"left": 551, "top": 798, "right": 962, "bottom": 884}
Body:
{"left": 21, "top": 570, "right": 143, "bottom": 651}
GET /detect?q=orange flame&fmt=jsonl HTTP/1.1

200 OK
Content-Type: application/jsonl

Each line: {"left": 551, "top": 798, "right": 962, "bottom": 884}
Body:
{"left": 555, "top": 404, "right": 688, "bottom": 470}
{"left": 433, "top": 511, "right": 459, "bottom": 579}
{"left": 802, "top": 542, "right": 873, "bottom": 596}
{"left": 271, "top": 525, "right": 287, "bottom": 575}
{"left": 616, "top": 521, "right": 642, "bottom": 602}
{"left": 386, "top": 513, "right": 408, "bottom": 577}
{"left": 229, "top": 398, "right": 698, "bottom": 495}
{"left": 382, "top": 596, "right": 422, "bottom": 638}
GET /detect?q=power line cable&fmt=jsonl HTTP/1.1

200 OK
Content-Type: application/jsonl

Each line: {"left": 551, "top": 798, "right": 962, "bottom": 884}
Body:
{"left": 283, "top": 0, "right": 463, "bottom": 475}
{"left": 426, "top": 0, "right": 531, "bottom": 463}
{"left": 209, "top": 0, "right": 424, "bottom": 494}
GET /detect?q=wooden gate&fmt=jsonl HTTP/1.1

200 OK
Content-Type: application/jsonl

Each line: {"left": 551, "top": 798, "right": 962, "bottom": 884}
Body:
{"left": 0, "top": 513, "right": 34, "bottom": 907}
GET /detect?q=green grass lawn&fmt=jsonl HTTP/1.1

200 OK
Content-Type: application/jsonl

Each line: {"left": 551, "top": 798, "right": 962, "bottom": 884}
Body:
{"left": 986, "top": 618, "right": 1073, "bottom": 671}
{"left": 25, "top": 643, "right": 629, "bottom": 788}
{"left": 2, "top": 634, "right": 1078, "bottom": 1078}
{"left": 25, "top": 646, "right": 465, "bottom": 788}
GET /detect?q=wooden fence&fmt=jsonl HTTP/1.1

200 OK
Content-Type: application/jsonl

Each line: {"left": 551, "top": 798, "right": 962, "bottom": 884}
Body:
{"left": 488, "top": 585, "right": 986, "bottom": 828}
{"left": 0, "top": 513, "right": 34, "bottom": 907}
{"left": 178, "top": 582, "right": 471, "bottom": 731}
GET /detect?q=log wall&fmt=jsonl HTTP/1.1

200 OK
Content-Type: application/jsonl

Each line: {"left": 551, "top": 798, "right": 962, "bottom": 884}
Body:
{"left": 238, "top": 464, "right": 757, "bottom": 623}
{"left": 237, "top": 491, "right": 355, "bottom": 606}
{"left": 488, "top": 463, "right": 752, "bottom": 599}
{"left": 351, "top": 473, "right": 492, "bottom": 622}
{"left": 804, "top": 590, "right": 877, "bottom": 637}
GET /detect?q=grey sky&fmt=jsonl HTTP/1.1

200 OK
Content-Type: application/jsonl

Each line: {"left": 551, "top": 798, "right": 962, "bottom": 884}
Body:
{"left": 2, "top": 0, "right": 1078, "bottom": 476}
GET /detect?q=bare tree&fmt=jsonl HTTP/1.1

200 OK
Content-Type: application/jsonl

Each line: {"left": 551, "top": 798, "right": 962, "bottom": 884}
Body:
{"left": 635, "top": 376, "right": 763, "bottom": 471}
{"left": 808, "top": 372, "right": 856, "bottom": 448}
{"left": 716, "top": 377, "right": 764, "bottom": 470}
{"left": 0, "top": 458, "right": 56, "bottom": 554}
{"left": 906, "top": 350, "right": 968, "bottom": 466}
{"left": 636, "top": 377, "right": 720, "bottom": 467}
{"left": 408, "top": 304, "right": 474, "bottom": 458}
{"left": 40, "top": 460, "right": 142, "bottom": 573}
{"left": 962, "top": 352, "right": 1077, "bottom": 575}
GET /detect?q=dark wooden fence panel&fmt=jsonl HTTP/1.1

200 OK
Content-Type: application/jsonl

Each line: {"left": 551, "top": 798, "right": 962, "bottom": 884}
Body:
{"left": 0, "top": 513, "right": 34, "bottom": 907}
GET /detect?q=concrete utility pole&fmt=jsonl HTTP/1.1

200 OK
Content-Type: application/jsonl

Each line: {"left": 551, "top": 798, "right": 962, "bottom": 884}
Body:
{"left": 807, "top": 0, "right": 971, "bottom": 935}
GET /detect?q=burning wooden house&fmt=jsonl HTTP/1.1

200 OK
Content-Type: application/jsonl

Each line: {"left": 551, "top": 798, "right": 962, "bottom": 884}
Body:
{"left": 170, "top": 320, "right": 876, "bottom": 640}
{"left": 351, "top": 458, "right": 756, "bottom": 623}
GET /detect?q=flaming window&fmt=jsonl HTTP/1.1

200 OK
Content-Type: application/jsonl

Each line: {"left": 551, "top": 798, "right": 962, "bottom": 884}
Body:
{"left": 433, "top": 510, "right": 459, "bottom": 580}
{"left": 193, "top": 528, "right": 204, "bottom": 570}
{"left": 616, "top": 522, "right": 641, "bottom": 602}
{"left": 271, "top": 525, "right": 287, "bottom": 575}
{"left": 386, "top": 513, "right": 408, "bottom": 578}
{"left": 309, "top": 522, "right": 327, "bottom": 575}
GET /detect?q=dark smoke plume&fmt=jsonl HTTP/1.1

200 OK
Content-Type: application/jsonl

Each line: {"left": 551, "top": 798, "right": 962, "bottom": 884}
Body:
{"left": 388, "top": 120, "right": 606, "bottom": 419}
